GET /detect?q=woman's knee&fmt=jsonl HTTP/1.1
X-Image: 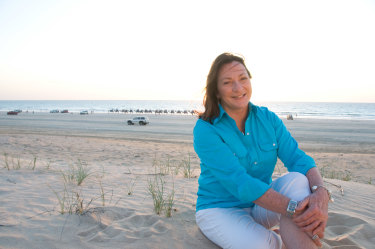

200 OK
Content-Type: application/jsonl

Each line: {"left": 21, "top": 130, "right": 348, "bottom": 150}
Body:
{"left": 272, "top": 172, "right": 310, "bottom": 200}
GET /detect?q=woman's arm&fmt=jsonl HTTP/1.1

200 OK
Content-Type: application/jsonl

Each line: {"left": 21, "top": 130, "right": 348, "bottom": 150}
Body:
{"left": 253, "top": 188, "right": 291, "bottom": 216}
{"left": 293, "top": 167, "right": 330, "bottom": 239}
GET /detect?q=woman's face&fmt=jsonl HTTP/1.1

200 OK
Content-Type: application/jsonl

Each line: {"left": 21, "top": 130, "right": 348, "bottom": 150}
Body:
{"left": 217, "top": 61, "right": 252, "bottom": 114}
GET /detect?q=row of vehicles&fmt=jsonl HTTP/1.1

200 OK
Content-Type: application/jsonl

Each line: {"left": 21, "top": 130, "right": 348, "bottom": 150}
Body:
{"left": 50, "top": 109, "right": 69, "bottom": 113}
{"left": 50, "top": 109, "right": 88, "bottom": 115}
{"left": 6, "top": 108, "right": 150, "bottom": 126}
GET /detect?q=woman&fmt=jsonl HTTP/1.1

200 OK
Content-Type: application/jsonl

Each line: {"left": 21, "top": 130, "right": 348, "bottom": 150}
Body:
{"left": 193, "top": 53, "right": 331, "bottom": 249}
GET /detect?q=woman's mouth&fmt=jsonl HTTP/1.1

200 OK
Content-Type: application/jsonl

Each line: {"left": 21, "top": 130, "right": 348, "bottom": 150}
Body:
{"left": 232, "top": 93, "right": 246, "bottom": 99}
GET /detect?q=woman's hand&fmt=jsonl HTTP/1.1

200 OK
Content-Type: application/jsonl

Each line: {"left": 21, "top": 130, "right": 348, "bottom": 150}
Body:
{"left": 293, "top": 188, "right": 329, "bottom": 247}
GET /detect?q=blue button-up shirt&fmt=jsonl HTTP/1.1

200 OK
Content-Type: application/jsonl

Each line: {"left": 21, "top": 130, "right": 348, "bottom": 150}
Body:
{"left": 193, "top": 103, "right": 315, "bottom": 211}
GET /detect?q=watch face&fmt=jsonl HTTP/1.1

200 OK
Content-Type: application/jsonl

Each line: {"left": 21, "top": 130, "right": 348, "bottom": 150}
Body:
{"left": 287, "top": 200, "right": 298, "bottom": 217}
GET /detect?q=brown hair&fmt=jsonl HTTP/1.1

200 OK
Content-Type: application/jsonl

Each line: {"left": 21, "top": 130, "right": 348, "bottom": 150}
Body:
{"left": 199, "top": 52, "right": 252, "bottom": 123}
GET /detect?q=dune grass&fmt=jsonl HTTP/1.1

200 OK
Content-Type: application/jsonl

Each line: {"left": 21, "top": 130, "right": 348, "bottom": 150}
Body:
{"left": 49, "top": 182, "right": 95, "bottom": 215}
{"left": 147, "top": 173, "right": 175, "bottom": 217}
{"left": 126, "top": 177, "right": 138, "bottom": 196}
{"left": 180, "top": 153, "right": 193, "bottom": 179}
{"left": 320, "top": 166, "right": 352, "bottom": 181}
{"left": 62, "top": 159, "right": 91, "bottom": 186}
{"left": 152, "top": 153, "right": 196, "bottom": 179}
{"left": 51, "top": 168, "right": 113, "bottom": 215}
{"left": 2, "top": 152, "right": 52, "bottom": 171}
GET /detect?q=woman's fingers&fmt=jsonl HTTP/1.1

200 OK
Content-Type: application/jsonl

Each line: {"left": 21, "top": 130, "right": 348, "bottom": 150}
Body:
{"left": 294, "top": 216, "right": 316, "bottom": 228}
{"left": 295, "top": 198, "right": 308, "bottom": 212}
{"left": 301, "top": 220, "right": 320, "bottom": 232}
{"left": 312, "top": 221, "right": 326, "bottom": 239}
{"left": 311, "top": 234, "right": 323, "bottom": 247}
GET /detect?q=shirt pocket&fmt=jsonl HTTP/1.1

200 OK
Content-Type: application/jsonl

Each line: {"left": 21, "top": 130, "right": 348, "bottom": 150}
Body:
{"left": 259, "top": 142, "right": 278, "bottom": 151}
{"left": 258, "top": 141, "right": 278, "bottom": 169}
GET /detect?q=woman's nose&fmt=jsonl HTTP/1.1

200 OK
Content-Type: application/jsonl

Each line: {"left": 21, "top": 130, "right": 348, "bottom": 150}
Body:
{"left": 232, "top": 81, "right": 241, "bottom": 91}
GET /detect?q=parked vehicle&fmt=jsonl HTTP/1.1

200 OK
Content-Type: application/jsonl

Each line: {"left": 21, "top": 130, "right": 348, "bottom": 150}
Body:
{"left": 80, "top": 110, "right": 89, "bottom": 115}
{"left": 7, "top": 111, "right": 18, "bottom": 115}
{"left": 50, "top": 109, "right": 59, "bottom": 113}
{"left": 127, "top": 116, "right": 150, "bottom": 125}
{"left": 61, "top": 110, "right": 69, "bottom": 113}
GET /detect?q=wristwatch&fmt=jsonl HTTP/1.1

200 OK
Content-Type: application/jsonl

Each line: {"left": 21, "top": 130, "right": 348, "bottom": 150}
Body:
{"left": 286, "top": 199, "right": 298, "bottom": 217}
{"left": 311, "top": 185, "right": 334, "bottom": 202}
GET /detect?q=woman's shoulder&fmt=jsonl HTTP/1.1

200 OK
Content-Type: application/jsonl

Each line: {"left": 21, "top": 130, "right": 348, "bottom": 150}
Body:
{"left": 252, "top": 104, "right": 281, "bottom": 124}
{"left": 194, "top": 117, "right": 212, "bottom": 130}
{"left": 194, "top": 117, "right": 220, "bottom": 137}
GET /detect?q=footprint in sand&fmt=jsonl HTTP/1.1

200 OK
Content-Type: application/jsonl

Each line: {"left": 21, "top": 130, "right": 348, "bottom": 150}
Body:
{"left": 324, "top": 212, "right": 370, "bottom": 248}
{"left": 77, "top": 207, "right": 169, "bottom": 243}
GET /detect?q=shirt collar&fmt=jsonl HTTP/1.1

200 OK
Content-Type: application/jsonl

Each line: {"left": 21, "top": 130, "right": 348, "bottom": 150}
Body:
{"left": 213, "top": 102, "right": 256, "bottom": 125}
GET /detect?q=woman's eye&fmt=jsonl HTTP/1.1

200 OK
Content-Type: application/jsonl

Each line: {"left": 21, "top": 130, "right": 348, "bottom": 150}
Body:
{"left": 241, "top": 77, "right": 248, "bottom": 81}
{"left": 223, "top": 81, "right": 230, "bottom": 85}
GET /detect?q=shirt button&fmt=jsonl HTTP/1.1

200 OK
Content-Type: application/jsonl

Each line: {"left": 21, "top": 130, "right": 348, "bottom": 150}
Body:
{"left": 254, "top": 161, "right": 258, "bottom": 165}
{"left": 273, "top": 143, "right": 276, "bottom": 146}
{"left": 246, "top": 132, "right": 250, "bottom": 135}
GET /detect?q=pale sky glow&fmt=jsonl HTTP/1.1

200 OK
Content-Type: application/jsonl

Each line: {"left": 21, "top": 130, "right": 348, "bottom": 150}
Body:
{"left": 1, "top": 0, "right": 374, "bottom": 102}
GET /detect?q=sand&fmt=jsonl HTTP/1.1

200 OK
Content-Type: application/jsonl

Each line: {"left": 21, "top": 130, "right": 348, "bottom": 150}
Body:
{"left": 0, "top": 112, "right": 374, "bottom": 249}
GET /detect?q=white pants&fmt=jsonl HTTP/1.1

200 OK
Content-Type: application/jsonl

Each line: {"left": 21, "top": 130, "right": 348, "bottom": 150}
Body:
{"left": 196, "top": 172, "right": 311, "bottom": 249}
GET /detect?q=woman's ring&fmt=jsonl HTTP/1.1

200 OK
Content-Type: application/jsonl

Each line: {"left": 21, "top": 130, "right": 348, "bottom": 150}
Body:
{"left": 312, "top": 234, "right": 319, "bottom": 240}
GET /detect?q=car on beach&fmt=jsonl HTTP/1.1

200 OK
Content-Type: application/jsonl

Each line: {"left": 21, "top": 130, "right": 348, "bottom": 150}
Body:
{"left": 80, "top": 110, "right": 89, "bottom": 115}
{"left": 50, "top": 109, "right": 59, "bottom": 113}
{"left": 7, "top": 111, "right": 19, "bottom": 115}
{"left": 127, "top": 116, "right": 150, "bottom": 125}
{"left": 61, "top": 110, "right": 69, "bottom": 113}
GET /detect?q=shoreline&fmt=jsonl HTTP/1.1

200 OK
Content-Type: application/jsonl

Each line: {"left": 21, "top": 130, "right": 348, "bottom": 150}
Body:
{"left": 2, "top": 110, "right": 375, "bottom": 121}
{"left": 1, "top": 112, "right": 375, "bottom": 151}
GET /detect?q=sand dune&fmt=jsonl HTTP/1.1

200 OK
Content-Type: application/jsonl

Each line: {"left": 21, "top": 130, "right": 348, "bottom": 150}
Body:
{"left": 0, "top": 112, "right": 374, "bottom": 248}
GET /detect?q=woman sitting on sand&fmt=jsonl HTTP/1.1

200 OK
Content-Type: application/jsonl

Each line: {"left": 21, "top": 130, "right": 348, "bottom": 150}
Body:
{"left": 193, "top": 53, "right": 331, "bottom": 249}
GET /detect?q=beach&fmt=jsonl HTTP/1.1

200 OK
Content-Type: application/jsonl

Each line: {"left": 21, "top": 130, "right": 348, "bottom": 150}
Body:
{"left": 1, "top": 112, "right": 375, "bottom": 249}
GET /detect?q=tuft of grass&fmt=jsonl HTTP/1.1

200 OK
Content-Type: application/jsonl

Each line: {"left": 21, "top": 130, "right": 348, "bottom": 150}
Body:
{"left": 62, "top": 159, "right": 91, "bottom": 186}
{"left": 126, "top": 177, "right": 138, "bottom": 195}
{"left": 153, "top": 155, "right": 172, "bottom": 176}
{"left": 49, "top": 183, "right": 70, "bottom": 214}
{"left": 14, "top": 157, "right": 21, "bottom": 170}
{"left": 3, "top": 152, "right": 10, "bottom": 170}
{"left": 99, "top": 180, "right": 105, "bottom": 206}
{"left": 342, "top": 170, "right": 351, "bottom": 181}
{"left": 29, "top": 155, "right": 37, "bottom": 170}
{"left": 74, "top": 192, "right": 94, "bottom": 215}
{"left": 148, "top": 175, "right": 165, "bottom": 215}
{"left": 74, "top": 159, "right": 91, "bottom": 185}
{"left": 50, "top": 181, "right": 96, "bottom": 215}
{"left": 147, "top": 174, "right": 175, "bottom": 217}
{"left": 164, "top": 181, "right": 175, "bottom": 217}
{"left": 181, "top": 153, "right": 193, "bottom": 178}
{"left": 320, "top": 166, "right": 353, "bottom": 182}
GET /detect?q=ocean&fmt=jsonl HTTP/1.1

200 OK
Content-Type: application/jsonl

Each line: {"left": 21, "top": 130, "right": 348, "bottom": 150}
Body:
{"left": 0, "top": 100, "right": 374, "bottom": 120}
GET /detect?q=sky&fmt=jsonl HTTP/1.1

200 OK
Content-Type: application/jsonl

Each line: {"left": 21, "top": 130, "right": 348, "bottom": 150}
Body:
{"left": 0, "top": 0, "right": 374, "bottom": 102}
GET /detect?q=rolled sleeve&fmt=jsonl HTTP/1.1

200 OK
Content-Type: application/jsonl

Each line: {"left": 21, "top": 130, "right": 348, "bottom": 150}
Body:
{"left": 269, "top": 111, "right": 316, "bottom": 175}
